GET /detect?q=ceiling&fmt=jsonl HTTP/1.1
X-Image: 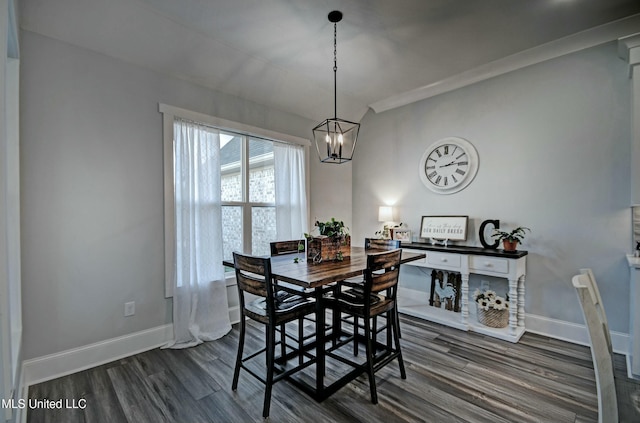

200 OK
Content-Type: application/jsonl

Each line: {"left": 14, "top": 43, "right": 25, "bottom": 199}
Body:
{"left": 19, "top": 0, "right": 640, "bottom": 123}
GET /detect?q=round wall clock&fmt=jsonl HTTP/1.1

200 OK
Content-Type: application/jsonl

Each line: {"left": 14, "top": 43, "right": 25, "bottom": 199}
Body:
{"left": 418, "top": 137, "right": 479, "bottom": 194}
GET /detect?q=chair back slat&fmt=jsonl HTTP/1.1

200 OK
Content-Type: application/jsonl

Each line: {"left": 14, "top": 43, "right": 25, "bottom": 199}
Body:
{"left": 270, "top": 240, "right": 305, "bottom": 256}
{"left": 233, "top": 252, "right": 271, "bottom": 298}
{"left": 365, "top": 238, "right": 400, "bottom": 250}
{"left": 365, "top": 249, "right": 402, "bottom": 294}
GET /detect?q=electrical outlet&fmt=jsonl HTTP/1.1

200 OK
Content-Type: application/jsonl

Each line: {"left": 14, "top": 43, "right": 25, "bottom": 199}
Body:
{"left": 124, "top": 301, "right": 135, "bottom": 317}
{"left": 480, "top": 280, "right": 490, "bottom": 291}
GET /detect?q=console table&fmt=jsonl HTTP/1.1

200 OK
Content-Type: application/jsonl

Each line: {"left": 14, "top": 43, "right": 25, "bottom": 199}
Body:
{"left": 399, "top": 243, "right": 528, "bottom": 343}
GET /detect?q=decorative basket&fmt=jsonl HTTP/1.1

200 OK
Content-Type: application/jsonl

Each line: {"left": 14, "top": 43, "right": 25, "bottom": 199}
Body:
{"left": 476, "top": 305, "right": 508, "bottom": 328}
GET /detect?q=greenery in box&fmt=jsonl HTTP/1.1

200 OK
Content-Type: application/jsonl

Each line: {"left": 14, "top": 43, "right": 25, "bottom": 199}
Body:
{"left": 305, "top": 218, "right": 350, "bottom": 262}
{"left": 305, "top": 218, "right": 349, "bottom": 243}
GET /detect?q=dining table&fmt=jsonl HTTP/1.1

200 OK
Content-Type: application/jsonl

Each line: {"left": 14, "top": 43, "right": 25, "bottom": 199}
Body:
{"left": 224, "top": 246, "right": 426, "bottom": 401}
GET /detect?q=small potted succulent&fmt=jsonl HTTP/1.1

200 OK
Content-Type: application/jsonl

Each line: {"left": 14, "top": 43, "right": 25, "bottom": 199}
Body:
{"left": 491, "top": 226, "right": 530, "bottom": 252}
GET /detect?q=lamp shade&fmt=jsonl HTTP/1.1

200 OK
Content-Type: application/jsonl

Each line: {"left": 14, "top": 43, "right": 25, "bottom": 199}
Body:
{"left": 378, "top": 206, "right": 394, "bottom": 222}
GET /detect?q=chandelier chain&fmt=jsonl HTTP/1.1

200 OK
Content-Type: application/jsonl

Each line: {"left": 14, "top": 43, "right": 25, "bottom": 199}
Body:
{"left": 333, "top": 22, "right": 338, "bottom": 118}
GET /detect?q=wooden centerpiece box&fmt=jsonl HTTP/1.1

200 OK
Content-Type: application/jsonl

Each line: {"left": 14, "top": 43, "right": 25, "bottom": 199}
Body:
{"left": 307, "top": 235, "right": 351, "bottom": 262}
{"left": 306, "top": 218, "right": 350, "bottom": 263}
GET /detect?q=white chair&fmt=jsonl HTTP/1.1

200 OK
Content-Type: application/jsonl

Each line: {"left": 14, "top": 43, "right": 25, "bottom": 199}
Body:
{"left": 572, "top": 268, "right": 618, "bottom": 423}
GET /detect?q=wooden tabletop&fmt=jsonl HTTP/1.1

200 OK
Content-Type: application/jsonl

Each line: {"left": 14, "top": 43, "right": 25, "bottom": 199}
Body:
{"left": 224, "top": 247, "right": 426, "bottom": 289}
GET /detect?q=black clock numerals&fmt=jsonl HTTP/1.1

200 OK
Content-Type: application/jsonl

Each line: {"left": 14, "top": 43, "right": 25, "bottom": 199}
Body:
{"left": 420, "top": 138, "right": 478, "bottom": 193}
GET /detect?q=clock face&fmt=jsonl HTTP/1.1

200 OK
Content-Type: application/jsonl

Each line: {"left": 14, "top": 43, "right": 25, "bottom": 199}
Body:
{"left": 418, "top": 137, "right": 479, "bottom": 194}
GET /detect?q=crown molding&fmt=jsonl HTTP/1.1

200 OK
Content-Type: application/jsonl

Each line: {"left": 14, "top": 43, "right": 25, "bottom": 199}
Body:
{"left": 370, "top": 14, "right": 640, "bottom": 114}
{"left": 619, "top": 32, "right": 640, "bottom": 77}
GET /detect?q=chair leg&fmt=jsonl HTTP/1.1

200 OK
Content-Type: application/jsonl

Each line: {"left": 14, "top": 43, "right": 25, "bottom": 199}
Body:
{"left": 396, "top": 307, "right": 402, "bottom": 338}
{"left": 391, "top": 308, "right": 406, "bottom": 379}
{"left": 263, "top": 325, "right": 276, "bottom": 418}
{"left": 232, "top": 316, "right": 246, "bottom": 390}
{"left": 364, "top": 316, "right": 378, "bottom": 404}
{"left": 353, "top": 316, "right": 359, "bottom": 356}
{"left": 372, "top": 316, "right": 378, "bottom": 354}
{"left": 280, "top": 323, "right": 286, "bottom": 358}
{"left": 298, "top": 317, "right": 304, "bottom": 366}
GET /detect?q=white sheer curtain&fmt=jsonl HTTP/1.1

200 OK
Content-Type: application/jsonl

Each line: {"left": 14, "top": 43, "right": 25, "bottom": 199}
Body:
{"left": 167, "top": 118, "right": 231, "bottom": 349}
{"left": 274, "top": 142, "right": 308, "bottom": 240}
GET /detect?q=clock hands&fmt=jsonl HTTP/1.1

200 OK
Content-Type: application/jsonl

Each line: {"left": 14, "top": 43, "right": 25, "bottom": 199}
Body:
{"left": 439, "top": 160, "right": 459, "bottom": 168}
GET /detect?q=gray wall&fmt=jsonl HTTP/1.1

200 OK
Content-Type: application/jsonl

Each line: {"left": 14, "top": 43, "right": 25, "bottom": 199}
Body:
{"left": 19, "top": 31, "right": 324, "bottom": 360}
{"left": 352, "top": 42, "right": 633, "bottom": 333}
{"left": 20, "top": 29, "right": 633, "bottom": 360}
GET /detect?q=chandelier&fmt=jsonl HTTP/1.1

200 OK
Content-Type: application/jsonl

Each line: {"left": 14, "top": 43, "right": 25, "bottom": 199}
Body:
{"left": 312, "top": 10, "right": 360, "bottom": 164}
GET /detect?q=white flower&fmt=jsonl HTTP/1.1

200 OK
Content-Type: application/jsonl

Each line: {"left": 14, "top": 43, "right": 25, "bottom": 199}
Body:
{"left": 478, "top": 298, "right": 490, "bottom": 311}
{"left": 492, "top": 296, "right": 508, "bottom": 311}
{"left": 473, "top": 288, "right": 482, "bottom": 301}
{"left": 474, "top": 289, "right": 510, "bottom": 311}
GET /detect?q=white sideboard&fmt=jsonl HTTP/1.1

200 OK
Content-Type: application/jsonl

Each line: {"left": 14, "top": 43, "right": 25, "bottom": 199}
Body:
{"left": 399, "top": 243, "right": 528, "bottom": 343}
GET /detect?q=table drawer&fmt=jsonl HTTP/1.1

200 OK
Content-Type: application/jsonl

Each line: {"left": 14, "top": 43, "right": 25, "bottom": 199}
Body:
{"left": 427, "top": 252, "right": 462, "bottom": 269}
{"left": 470, "top": 256, "right": 509, "bottom": 274}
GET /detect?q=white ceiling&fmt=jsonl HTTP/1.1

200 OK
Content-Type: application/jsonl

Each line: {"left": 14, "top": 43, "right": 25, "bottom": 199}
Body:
{"left": 19, "top": 0, "right": 640, "bottom": 123}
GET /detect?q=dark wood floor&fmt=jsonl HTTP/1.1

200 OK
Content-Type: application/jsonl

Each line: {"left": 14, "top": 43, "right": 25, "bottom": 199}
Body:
{"left": 28, "top": 315, "right": 640, "bottom": 422}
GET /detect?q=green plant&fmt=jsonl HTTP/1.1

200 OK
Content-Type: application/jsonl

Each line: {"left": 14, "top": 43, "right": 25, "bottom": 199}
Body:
{"left": 491, "top": 226, "right": 531, "bottom": 244}
{"left": 305, "top": 218, "right": 349, "bottom": 242}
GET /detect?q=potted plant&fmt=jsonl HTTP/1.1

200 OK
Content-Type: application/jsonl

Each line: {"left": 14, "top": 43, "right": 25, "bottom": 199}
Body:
{"left": 491, "top": 226, "right": 530, "bottom": 252}
{"left": 305, "top": 218, "right": 350, "bottom": 262}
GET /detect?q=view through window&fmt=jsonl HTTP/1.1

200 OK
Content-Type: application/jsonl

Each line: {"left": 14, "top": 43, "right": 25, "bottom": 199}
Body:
{"left": 221, "top": 133, "right": 278, "bottom": 260}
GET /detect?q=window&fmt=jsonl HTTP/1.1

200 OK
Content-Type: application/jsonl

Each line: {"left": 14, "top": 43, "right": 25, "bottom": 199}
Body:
{"left": 220, "top": 134, "right": 278, "bottom": 259}
{"left": 161, "top": 104, "right": 310, "bottom": 296}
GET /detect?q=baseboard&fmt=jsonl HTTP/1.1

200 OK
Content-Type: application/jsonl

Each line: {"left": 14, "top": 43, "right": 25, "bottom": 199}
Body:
{"left": 525, "top": 313, "right": 629, "bottom": 356}
{"left": 228, "top": 305, "right": 241, "bottom": 325}
{"left": 22, "top": 324, "right": 174, "bottom": 388}
{"left": 21, "top": 283, "right": 243, "bottom": 389}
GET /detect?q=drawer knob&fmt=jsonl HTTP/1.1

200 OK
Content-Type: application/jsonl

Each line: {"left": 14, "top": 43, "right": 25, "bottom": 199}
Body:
{"left": 485, "top": 262, "right": 492, "bottom": 267}
{"left": 441, "top": 258, "right": 447, "bottom": 262}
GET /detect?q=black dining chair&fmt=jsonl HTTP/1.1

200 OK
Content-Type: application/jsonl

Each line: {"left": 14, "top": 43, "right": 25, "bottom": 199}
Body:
{"left": 325, "top": 249, "right": 406, "bottom": 404}
{"left": 338, "top": 238, "right": 402, "bottom": 354}
{"left": 231, "top": 252, "right": 316, "bottom": 418}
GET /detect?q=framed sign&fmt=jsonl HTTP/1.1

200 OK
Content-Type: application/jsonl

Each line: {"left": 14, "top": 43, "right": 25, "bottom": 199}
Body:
{"left": 392, "top": 229, "right": 411, "bottom": 242}
{"left": 420, "top": 215, "right": 468, "bottom": 241}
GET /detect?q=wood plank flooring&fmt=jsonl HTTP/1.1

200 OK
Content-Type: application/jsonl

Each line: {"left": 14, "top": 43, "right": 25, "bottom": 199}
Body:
{"left": 27, "top": 315, "right": 640, "bottom": 422}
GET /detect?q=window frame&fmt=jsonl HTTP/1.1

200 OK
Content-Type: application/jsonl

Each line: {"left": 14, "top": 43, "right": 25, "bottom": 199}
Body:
{"left": 160, "top": 104, "right": 310, "bottom": 297}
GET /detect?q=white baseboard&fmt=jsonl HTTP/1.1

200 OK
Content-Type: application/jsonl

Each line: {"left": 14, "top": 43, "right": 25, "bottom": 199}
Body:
{"left": 22, "top": 324, "right": 174, "bottom": 388}
{"left": 523, "top": 313, "right": 629, "bottom": 356}
{"left": 228, "top": 305, "right": 241, "bottom": 325}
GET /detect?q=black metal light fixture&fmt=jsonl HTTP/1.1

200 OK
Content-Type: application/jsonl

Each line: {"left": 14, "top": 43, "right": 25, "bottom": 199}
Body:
{"left": 312, "top": 10, "right": 360, "bottom": 164}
